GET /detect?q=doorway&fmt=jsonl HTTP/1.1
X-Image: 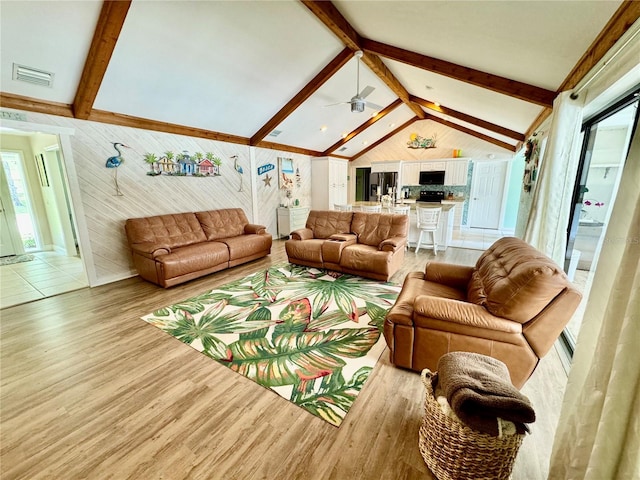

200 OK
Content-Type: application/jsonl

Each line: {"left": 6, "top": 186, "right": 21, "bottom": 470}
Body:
{"left": 0, "top": 130, "right": 88, "bottom": 308}
{"left": 563, "top": 88, "right": 639, "bottom": 349}
{"left": 355, "top": 167, "right": 371, "bottom": 201}
{"left": 0, "top": 151, "right": 39, "bottom": 253}
{"left": 467, "top": 160, "right": 508, "bottom": 229}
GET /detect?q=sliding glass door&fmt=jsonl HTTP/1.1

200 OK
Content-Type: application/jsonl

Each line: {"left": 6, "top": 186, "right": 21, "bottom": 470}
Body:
{"left": 563, "top": 88, "right": 639, "bottom": 350}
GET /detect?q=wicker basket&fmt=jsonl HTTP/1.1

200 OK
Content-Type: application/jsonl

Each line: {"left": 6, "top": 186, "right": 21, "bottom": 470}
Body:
{"left": 419, "top": 369, "right": 524, "bottom": 480}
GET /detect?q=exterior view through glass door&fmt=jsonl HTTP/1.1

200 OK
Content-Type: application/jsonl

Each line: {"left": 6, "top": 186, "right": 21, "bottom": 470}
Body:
{"left": 0, "top": 151, "right": 39, "bottom": 253}
{"left": 563, "top": 89, "right": 639, "bottom": 349}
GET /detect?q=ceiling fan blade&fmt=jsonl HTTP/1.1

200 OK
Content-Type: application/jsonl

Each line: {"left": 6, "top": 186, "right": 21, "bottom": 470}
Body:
{"left": 323, "top": 101, "right": 350, "bottom": 107}
{"left": 365, "top": 101, "right": 384, "bottom": 111}
{"left": 359, "top": 85, "right": 375, "bottom": 99}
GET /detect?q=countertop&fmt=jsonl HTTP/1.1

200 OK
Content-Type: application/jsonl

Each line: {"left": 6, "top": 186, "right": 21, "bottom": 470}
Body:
{"left": 352, "top": 201, "right": 456, "bottom": 212}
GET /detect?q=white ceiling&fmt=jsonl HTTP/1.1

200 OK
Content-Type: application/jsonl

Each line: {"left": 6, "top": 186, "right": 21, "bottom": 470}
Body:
{"left": 0, "top": 0, "right": 627, "bottom": 157}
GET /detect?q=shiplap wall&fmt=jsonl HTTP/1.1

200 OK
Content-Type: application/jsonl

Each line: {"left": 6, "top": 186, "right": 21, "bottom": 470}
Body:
{"left": 12, "top": 111, "right": 312, "bottom": 286}
{"left": 351, "top": 119, "right": 515, "bottom": 167}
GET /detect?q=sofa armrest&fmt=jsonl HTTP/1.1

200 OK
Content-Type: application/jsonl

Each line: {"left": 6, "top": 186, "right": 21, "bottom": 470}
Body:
{"left": 130, "top": 242, "right": 171, "bottom": 259}
{"left": 244, "top": 223, "right": 266, "bottom": 235}
{"left": 413, "top": 296, "right": 521, "bottom": 334}
{"left": 424, "top": 262, "right": 474, "bottom": 289}
{"left": 329, "top": 233, "right": 357, "bottom": 242}
{"left": 290, "top": 228, "right": 314, "bottom": 240}
{"left": 379, "top": 236, "right": 407, "bottom": 252}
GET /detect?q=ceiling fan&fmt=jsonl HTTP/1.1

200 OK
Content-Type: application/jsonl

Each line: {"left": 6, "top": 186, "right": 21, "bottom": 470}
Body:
{"left": 325, "top": 50, "right": 383, "bottom": 113}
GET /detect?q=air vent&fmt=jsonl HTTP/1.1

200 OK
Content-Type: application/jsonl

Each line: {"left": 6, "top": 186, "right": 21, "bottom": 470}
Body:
{"left": 339, "top": 147, "right": 348, "bottom": 152}
{"left": 12, "top": 64, "right": 54, "bottom": 88}
{"left": 269, "top": 129, "right": 282, "bottom": 137}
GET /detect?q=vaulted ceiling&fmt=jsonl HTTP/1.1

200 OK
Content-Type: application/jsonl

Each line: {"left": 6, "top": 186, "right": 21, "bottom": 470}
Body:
{"left": 1, "top": 1, "right": 638, "bottom": 159}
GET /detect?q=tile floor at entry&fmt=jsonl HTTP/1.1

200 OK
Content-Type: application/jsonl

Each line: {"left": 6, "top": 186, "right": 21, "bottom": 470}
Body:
{"left": 0, "top": 252, "right": 87, "bottom": 309}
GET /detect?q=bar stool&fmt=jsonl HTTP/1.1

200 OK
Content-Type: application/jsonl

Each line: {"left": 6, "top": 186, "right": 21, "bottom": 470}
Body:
{"left": 333, "top": 204, "right": 352, "bottom": 211}
{"left": 359, "top": 204, "right": 382, "bottom": 213}
{"left": 416, "top": 206, "right": 442, "bottom": 255}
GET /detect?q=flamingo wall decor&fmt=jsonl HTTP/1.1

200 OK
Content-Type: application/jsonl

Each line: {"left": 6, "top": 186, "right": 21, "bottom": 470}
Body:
{"left": 105, "top": 142, "right": 129, "bottom": 196}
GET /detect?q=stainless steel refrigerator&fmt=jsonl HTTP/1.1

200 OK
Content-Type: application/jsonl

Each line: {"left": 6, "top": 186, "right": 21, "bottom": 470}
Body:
{"left": 369, "top": 172, "right": 397, "bottom": 200}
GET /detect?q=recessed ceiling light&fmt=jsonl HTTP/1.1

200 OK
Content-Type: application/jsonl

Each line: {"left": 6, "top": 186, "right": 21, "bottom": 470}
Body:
{"left": 371, "top": 111, "right": 378, "bottom": 118}
{"left": 362, "top": 141, "right": 368, "bottom": 145}
{"left": 434, "top": 102, "right": 441, "bottom": 107}
{"left": 388, "top": 123, "right": 396, "bottom": 128}
{"left": 320, "top": 125, "right": 327, "bottom": 132}
{"left": 342, "top": 133, "right": 348, "bottom": 138}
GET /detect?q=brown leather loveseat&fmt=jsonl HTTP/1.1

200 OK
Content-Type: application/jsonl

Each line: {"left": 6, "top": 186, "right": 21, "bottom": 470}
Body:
{"left": 125, "top": 208, "right": 272, "bottom": 287}
{"left": 384, "top": 237, "right": 582, "bottom": 388}
{"left": 285, "top": 210, "right": 408, "bottom": 281}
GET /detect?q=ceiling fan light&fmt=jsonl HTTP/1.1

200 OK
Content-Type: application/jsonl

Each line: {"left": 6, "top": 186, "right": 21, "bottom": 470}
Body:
{"left": 351, "top": 100, "right": 365, "bottom": 113}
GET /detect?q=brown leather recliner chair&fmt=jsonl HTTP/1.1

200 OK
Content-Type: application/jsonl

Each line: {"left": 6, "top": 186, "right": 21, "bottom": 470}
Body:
{"left": 383, "top": 237, "right": 582, "bottom": 388}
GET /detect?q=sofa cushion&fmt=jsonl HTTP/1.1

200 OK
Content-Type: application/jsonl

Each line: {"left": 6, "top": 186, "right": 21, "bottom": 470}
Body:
{"left": 218, "top": 234, "right": 272, "bottom": 260}
{"left": 351, "top": 213, "right": 408, "bottom": 247}
{"left": 474, "top": 237, "right": 569, "bottom": 323}
{"left": 305, "top": 210, "right": 353, "bottom": 239}
{"left": 195, "top": 208, "right": 248, "bottom": 240}
{"left": 285, "top": 238, "right": 326, "bottom": 264}
{"left": 155, "top": 242, "right": 229, "bottom": 278}
{"left": 340, "top": 244, "right": 396, "bottom": 276}
{"left": 125, "top": 213, "right": 206, "bottom": 249}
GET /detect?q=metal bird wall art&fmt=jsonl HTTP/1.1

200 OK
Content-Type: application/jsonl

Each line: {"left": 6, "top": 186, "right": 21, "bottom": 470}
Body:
{"left": 106, "top": 142, "right": 129, "bottom": 168}
{"left": 232, "top": 155, "right": 243, "bottom": 192}
{"left": 106, "top": 142, "right": 129, "bottom": 196}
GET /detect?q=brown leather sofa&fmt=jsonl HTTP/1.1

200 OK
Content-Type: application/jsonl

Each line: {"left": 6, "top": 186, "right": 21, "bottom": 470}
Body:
{"left": 285, "top": 210, "right": 408, "bottom": 281}
{"left": 125, "top": 208, "right": 272, "bottom": 287}
{"left": 384, "top": 237, "right": 582, "bottom": 388}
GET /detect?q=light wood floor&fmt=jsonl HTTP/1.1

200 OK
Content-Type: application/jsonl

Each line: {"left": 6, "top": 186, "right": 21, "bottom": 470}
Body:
{"left": 0, "top": 240, "right": 566, "bottom": 479}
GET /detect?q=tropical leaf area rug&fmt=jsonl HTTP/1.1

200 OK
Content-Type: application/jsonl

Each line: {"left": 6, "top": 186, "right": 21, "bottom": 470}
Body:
{"left": 142, "top": 264, "right": 401, "bottom": 427}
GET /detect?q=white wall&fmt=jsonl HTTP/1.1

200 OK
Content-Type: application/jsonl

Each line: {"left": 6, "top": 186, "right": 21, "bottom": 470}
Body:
{"left": 1, "top": 111, "right": 313, "bottom": 286}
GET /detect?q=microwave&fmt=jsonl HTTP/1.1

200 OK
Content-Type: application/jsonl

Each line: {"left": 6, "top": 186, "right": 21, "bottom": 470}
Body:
{"left": 419, "top": 170, "right": 445, "bottom": 185}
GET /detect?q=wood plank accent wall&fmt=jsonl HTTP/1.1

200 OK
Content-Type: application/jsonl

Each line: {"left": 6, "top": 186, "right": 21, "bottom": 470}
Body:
{"left": 12, "top": 110, "right": 312, "bottom": 286}
{"left": 350, "top": 118, "right": 516, "bottom": 166}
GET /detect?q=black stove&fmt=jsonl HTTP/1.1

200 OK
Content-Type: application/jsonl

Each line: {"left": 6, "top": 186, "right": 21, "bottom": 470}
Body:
{"left": 418, "top": 190, "right": 445, "bottom": 202}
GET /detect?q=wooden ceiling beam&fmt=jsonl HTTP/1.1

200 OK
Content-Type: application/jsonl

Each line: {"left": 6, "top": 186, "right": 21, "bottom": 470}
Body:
{"left": 254, "top": 141, "right": 323, "bottom": 157}
{"left": 0, "top": 92, "right": 74, "bottom": 118}
{"left": 526, "top": 2, "right": 639, "bottom": 139}
{"left": 299, "top": 0, "right": 361, "bottom": 50}
{"left": 322, "top": 98, "right": 402, "bottom": 156}
{"left": 350, "top": 116, "right": 419, "bottom": 161}
{"left": 73, "top": 0, "right": 131, "bottom": 120}
{"left": 88, "top": 110, "right": 250, "bottom": 145}
{"left": 425, "top": 114, "right": 517, "bottom": 152}
{"left": 410, "top": 95, "right": 525, "bottom": 141}
{"left": 300, "top": 1, "right": 425, "bottom": 120}
{"left": 361, "top": 53, "right": 425, "bottom": 119}
{"left": 558, "top": 0, "right": 640, "bottom": 93}
{"left": 250, "top": 47, "right": 353, "bottom": 146}
{"left": 361, "top": 38, "right": 556, "bottom": 108}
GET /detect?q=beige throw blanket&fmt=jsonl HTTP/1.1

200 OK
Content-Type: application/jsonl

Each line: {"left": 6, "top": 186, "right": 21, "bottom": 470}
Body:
{"left": 433, "top": 352, "right": 535, "bottom": 436}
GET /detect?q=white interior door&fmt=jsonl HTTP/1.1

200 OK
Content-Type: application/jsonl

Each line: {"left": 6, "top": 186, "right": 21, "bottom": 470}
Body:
{"left": 468, "top": 161, "right": 508, "bottom": 229}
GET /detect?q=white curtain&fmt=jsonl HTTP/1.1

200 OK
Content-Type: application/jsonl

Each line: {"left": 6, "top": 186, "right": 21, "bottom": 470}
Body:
{"left": 524, "top": 91, "right": 585, "bottom": 265}
{"left": 548, "top": 122, "right": 640, "bottom": 479}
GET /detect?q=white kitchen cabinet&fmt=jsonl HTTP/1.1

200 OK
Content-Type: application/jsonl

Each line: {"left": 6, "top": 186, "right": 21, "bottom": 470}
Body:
{"left": 420, "top": 161, "right": 446, "bottom": 172}
{"left": 311, "top": 157, "right": 348, "bottom": 210}
{"left": 444, "top": 160, "right": 469, "bottom": 186}
{"left": 371, "top": 161, "right": 401, "bottom": 173}
{"left": 277, "top": 206, "right": 310, "bottom": 238}
{"left": 401, "top": 162, "right": 421, "bottom": 186}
